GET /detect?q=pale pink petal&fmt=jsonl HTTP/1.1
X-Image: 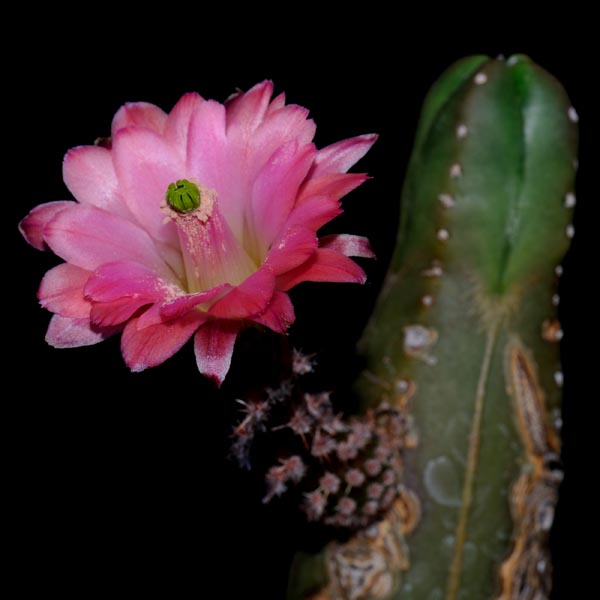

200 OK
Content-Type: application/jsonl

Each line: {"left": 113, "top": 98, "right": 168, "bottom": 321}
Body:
{"left": 252, "top": 291, "right": 295, "bottom": 333}
{"left": 84, "top": 261, "right": 169, "bottom": 302}
{"left": 277, "top": 249, "right": 367, "bottom": 291}
{"left": 43, "top": 204, "right": 169, "bottom": 275}
{"left": 311, "top": 134, "right": 378, "bottom": 177}
{"left": 46, "top": 314, "right": 117, "bottom": 348}
{"left": 254, "top": 104, "right": 316, "bottom": 151}
{"left": 112, "top": 127, "right": 180, "bottom": 245}
{"left": 319, "top": 234, "right": 375, "bottom": 258}
{"left": 160, "top": 284, "right": 230, "bottom": 320}
{"left": 209, "top": 267, "right": 275, "bottom": 319}
{"left": 250, "top": 142, "right": 315, "bottom": 253}
{"left": 19, "top": 201, "right": 75, "bottom": 250}
{"left": 121, "top": 311, "right": 206, "bottom": 372}
{"left": 111, "top": 102, "right": 167, "bottom": 136}
{"left": 62, "top": 146, "right": 128, "bottom": 217}
{"left": 194, "top": 320, "right": 241, "bottom": 386}
{"left": 226, "top": 80, "right": 273, "bottom": 137}
{"left": 164, "top": 92, "right": 204, "bottom": 152}
{"left": 38, "top": 263, "right": 92, "bottom": 318}
{"left": 265, "top": 227, "right": 317, "bottom": 275}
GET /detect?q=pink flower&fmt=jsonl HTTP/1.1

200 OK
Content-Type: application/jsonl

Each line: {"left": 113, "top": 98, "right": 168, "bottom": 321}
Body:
{"left": 20, "top": 82, "right": 376, "bottom": 385}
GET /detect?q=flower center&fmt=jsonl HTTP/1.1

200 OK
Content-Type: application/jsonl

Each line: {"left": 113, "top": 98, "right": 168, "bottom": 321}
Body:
{"left": 163, "top": 180, "right": 256, "bottom": 294}
{"left": 166, "top": 179, "right": 201, "bottom": 213}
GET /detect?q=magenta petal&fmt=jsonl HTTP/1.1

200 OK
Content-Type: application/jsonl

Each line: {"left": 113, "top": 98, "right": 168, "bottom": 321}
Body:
{"left": 39, "top": 263, "right": 92, "bottom": 318}
{"left": 252, "top": 291, "right": 295, "bottom": 333}
{"left": 112, "top": 127, "right": 180, "bottom": 245}
{"left": 111, "top": 102, "right": 167, "bottom": 136}
{"left": 251, "top": 142, "right": 315, "bottom": 252}
{"left": 121, "top": 311, "right": 206, "bottom": 372}
{"left": 194, "top": 321, "right": 240, "bottom": 386}
{"left": 209, "top": 267, "right": 275, "bottom": 319}
{"left": 265, "top": 227, "right": 317, "bottom": 275}
{"left": 46, "top": 314, "right": 117, "bottom": 348}
{"left": 44, "top": 204, "right": 169, "bottom": 275}
{"left": 299, "top": 173, "right": 369, "bottom": 203}
{"left": 284, "top": 195, "right": 343, "bottom": 232}
{"left": 319, "top": 234, "right": 375, "bottom": 258}
{"left": 90, "top": 297, "right": 151, "bottom": 326}
{"left": 311, "top": 134, "right": 378, "bottom": 177}
{"left": 160, "top": 284, "right": 230, "bottom": 320}
{"left": 63, "top": 146, "right": 124, "bottom": 215}
{"left": 19, "top": 201, "right": 75, "bottom": 250}
{"left": 277, "top": 249, "right": 367, "bottom": 291}
{"left": 85, "top": 261, "right": 168, "bottom": 302}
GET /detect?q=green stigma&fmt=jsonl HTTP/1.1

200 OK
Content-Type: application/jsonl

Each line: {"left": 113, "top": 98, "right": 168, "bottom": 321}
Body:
{"left": 166, "top": 179, "right": 201, "bottom": 213}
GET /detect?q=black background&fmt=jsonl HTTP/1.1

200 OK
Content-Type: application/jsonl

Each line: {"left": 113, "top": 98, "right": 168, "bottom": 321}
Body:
{"left": 7, "top": 19, "right": 594, "bottom": 599}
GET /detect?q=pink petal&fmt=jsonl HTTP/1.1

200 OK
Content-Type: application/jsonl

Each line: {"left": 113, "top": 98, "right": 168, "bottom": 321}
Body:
{"left": 266, "top": 92, "right": 286, "bottom": 114}
{"left": 284, "top": 195, "right": 343, "bottom": 232}
{"left": 250, "top": 141, "right": 315, "bottom": 253}
{"left": 43, "top": 204, "right": 169, "bottom": 275}
{"left": 90, "top": 297, "right": 152, "bottom": 326}
{"left": 311, "top": 134, "right": 378, "bottom": 177}
{"left": 84, "top": 261, "right": 169, "bottom": 302}
{"left": 62, "top": 146, "right": 127, "bottom": 216}
{"left": 252, "top": 291, "right": 295, "bottom": 333}
{"left": 298, "top": 173, "right": 368, "bottom": 203}
{"left": 121, "top": 311, "right": 206, "bottom": 372}
{"left": 112, "top": 127, "right": 180, "bottom": 246}
{"left": 46, "top": 314, "right": 117, "bottom": 348}
{"left": 19, "top": 201, "right": 75, "bottom": 250}
{"left": 254, "top": 104, "right": 316, "bottom": 152}
{"left": 38, "top": 263, "right": 92, "bottom": 318}
{"left": 209, "top": 267, "right": 275, "bottom": 319}
{"left": 164, "top": 92, "right": 204, "bottom": 153}
{"left": 265, "top": 227, "right": 318, "bottom": 275}
{"left": 111, "top": 102, "right": 167, "bottom": 136}
{"left": 194, "top": 320, "right": 241, "bottom": 386}
{"left": 226, "top": 80, "right": 273, "bottom": 137}
{"left": 319, "top": 234, "right": 375, "bottom": 258}
{"left": 160, "top": 284, "right": 230, "bottom": 320}
{"left": 277, "top": 248, "right": 367, "bottom": 291}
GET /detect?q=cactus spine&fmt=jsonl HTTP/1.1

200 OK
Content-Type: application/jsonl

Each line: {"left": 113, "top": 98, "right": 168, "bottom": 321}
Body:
{"left": 289, "top": 55, "right": 578, "bottom": 600}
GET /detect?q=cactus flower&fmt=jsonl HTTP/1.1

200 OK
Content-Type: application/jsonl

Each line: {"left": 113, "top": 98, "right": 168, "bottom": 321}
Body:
{"left": 20, "top": 82, "right": 376, "bottom": 385}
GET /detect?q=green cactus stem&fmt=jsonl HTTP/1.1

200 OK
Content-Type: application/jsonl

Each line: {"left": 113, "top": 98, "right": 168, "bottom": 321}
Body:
{"left": 288, "top": 54, "right": 577, "bottom": 600}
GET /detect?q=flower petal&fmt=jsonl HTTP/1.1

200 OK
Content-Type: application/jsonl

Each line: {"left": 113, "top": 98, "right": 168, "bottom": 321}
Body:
{"left": 252, "top": 291, "right": 295, "bottom": 333}
{"left": 283, "top": 195, "right": 343, "bottom": 232}
{"left": 43, "top": 204, "right": 169, "bottom": 275}
{"left": 90, "top": 297, "right": 152, "bottom": 327}
{"left": 226, "top": 80, "right": 273, "bottom": 138}
{"left": 112, "top": 127, "right": 180, "bottom": 245}
{"left": 164, "top": 92, "right": 205, "bottom": 152}
{"left": 194, "top": 320, "right": 240, "bottom": 386}
{"left": 121, "top": 311, "right": 206, "bottom": 372}
{"left": 19, "top": 201, "right": 75, "bottom": 250}
{"left": 250, "top": 141, "right": 315, "bottom": 253}
{"left": 277, "top": 248, "right": 367, "bottom": 291}
{"left": 298, "top": 173, "right": 369, "bottom": 203}
{"left": 160, "top": 284, "right": 230, "bottom": 320}
{"left": 46, "top": 314, "right": 117, "bottom": 348}
{"left": 111, "top": 102, "right": 167, "bottom": 136}
{"left": 311, "top": 134, "right": 378, "bottom": 177}
{"left": 84, "top": 260, "right": 169, "bottom": 302}
{"left": 38, "top": 263, "right": 92, "bottom": 318}
{"left": 63, "top": 146, "right": 127, "bottom": 216}
{"left": 319, "top": 234, "right": 375, "bottom": 258}
{"left": 208, "top": 267, "right": 275, "bottom": 319}
{"left": 265, "top": 226, "right": 318, "bottom": 275}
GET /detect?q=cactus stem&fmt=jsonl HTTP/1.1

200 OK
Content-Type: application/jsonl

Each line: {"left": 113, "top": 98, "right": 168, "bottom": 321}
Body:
{"left": 449, "top": 163, "right": 462, "bottom": 177}
{"left": 446, "top": 321, "right": 500, "bottom": 600}
{"left": 474, "top": 72, "right": 488, "bottom": 85}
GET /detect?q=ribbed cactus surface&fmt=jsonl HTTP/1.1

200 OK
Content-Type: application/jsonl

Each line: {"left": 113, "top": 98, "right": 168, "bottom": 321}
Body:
{"left": 288, "top": 54, "right": 578, "bottom": 600}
